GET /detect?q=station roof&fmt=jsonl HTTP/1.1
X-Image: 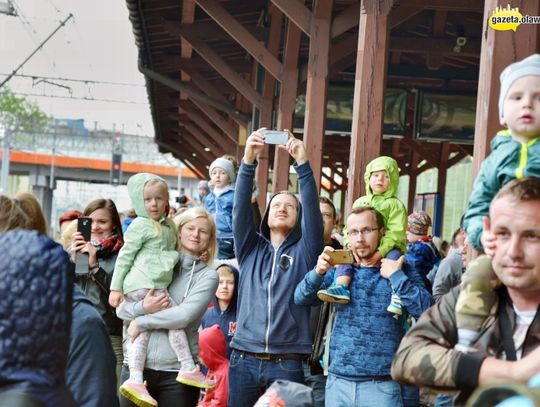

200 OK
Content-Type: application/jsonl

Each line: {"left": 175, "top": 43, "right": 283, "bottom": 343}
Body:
{"left": 125, "top": 0, "right": 481, "bottom": 181}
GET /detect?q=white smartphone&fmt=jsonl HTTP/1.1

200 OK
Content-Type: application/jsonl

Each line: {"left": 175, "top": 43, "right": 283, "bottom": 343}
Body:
{"left": 262, "top": 130, "right": 289, "bottom": 145}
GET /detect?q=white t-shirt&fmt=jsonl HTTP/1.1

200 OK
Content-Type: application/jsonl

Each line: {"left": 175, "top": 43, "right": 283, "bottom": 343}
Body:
{"left": 512, "top": 305, "right": 536, "bottom": 359}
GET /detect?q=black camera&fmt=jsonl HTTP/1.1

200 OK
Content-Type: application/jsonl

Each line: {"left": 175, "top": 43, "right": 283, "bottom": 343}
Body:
{"left": 176, "top": 195, "right": 188, "bottom": 205}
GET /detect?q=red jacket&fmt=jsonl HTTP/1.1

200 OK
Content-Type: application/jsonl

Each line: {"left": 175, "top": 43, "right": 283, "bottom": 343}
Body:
{"left": 198, "top": 325, "right": 229, "bottom": 407}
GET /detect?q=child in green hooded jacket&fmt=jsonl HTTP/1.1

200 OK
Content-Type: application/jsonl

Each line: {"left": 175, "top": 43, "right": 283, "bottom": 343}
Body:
{"left": 317, "top": 156, "right": 407, "bottom": 313}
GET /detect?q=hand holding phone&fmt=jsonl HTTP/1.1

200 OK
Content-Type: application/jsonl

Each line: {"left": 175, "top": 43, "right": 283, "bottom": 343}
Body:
{"left": 261, "top": 129, "right": 289, "bottom": 145}
{"left": 327, "top": 249, "right": 354, "bottom": 264}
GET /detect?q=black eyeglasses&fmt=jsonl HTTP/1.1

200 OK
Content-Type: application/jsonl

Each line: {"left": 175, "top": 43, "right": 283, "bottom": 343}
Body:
{"left": 279, "top": 254, "right": 293, "bottom": 271}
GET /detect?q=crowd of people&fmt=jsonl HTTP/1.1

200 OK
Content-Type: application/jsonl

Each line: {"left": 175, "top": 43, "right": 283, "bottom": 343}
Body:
{"left": 1, "top": 53, "right": 540, "bottom": 407}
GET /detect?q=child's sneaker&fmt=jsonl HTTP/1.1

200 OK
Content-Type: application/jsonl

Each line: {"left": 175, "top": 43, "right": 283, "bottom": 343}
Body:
{"left": 317, "top": 284, "right": 350, "bottom": 304}
{"left": 387, "top": 294, "right": 403, "bottom": 316}
{"left": 176, "top": 365, "right": 216, "bottom": 389}
{"left": 119, "top": 379, "right": 157, "bottom": 407}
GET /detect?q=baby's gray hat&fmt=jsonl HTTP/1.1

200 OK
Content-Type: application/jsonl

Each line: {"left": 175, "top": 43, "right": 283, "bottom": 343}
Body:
{"left": 499, "top": 53, "right": 540, "bottom": 121}
{"left": 209, "top": 157, "right": 236, "bottom": 183}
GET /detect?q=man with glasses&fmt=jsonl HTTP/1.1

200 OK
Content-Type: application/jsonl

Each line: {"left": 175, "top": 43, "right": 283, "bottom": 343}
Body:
{"left": 295, "top": 206, "right": 432, "bottom": 406}
{"left": 229, "top": 128, "right": 324, "bottom": 406}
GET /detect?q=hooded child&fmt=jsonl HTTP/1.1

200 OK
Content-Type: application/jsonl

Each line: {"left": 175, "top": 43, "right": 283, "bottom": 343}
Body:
{"left": 109, "top": 173, "right": 214, "bottom": 407}
{"left": 201, "top": 264, "right": 239, "bottom": 358}
{"left": 457, "top": 53, "right": 540, "bottom": 353}
{"left": 197, "top": 325, "right": 229, "bottom": 407}
{"left": 317, "top": 156, "right": 407, "bottom": 308}
{"left": 204, "top": 157, "right": 237, "bottom": 260}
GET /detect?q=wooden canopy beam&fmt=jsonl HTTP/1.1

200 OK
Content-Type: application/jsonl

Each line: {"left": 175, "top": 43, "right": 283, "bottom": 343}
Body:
{"left": 303, "top": 0, "right": 333, "bottom": 191}
{"left": 405, "top": 0, "right": 483, "bottom": 12}
{"left": 182, "top": 123, "right": 225, "bottom": 157}
{"left": 473, "top": 0, "right": 540, "bottom": 177}
{"left": 271, "top": 0, "right": 312, "bottom": 37}
{"left": 180, "top": 30, "right": 270, "bottom": 110}
{"left": 157, "top": 139, "right": 206, "bottom": 178}
{"left": 331, "top": 2, "right": 361, "bottom": 38}
{"left": 257, "top": 4, "right": 283, "bottom": 208}
{"left": 274, "top": 21, "right": 302, "bottom": 192}
{"left": 194, "top": 0, "right": 283, "bottom": 81}
{"left": 347, "top": 0, "right": 392, "bottom": 211}
{"left": 190, "top": 99, "right": 239, "bottom": 144}
{"left": 175, "top": 130, "right": 218, "bottom": 163}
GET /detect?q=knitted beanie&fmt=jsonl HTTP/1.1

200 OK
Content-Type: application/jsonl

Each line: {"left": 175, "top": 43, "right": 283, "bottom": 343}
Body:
{"left": 209, "top": 157, "right": 236, "bottom": 183}
{"left": 197, "top": 180, "right": 210, "bottom": 192}
{"left": 407, "top": 211, "right": 432, "bottom": 236}
{"left": 499, "top": 53, "right": 540, "bottom": 121}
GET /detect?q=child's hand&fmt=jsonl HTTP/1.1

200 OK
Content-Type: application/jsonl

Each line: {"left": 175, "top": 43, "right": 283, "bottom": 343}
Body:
{"left": 199, "top": 250, "right": 210, "bottom": 263}
{"left": 380, "top": 256, "right": 404, "bottom": 279}
{"left": 481, "top": 216, "right": 496, "bottom": 258}
{"left": 108, "top": 290, "right": 124, "bottom": 308}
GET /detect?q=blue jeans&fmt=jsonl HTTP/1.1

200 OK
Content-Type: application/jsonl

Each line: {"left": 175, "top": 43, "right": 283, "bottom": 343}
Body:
{"left": 217, "top": 237, "right": 235, "bottom": 259}
{"left": 303, "top": 362, "right": 326, "bottom": 407}
{"left": 228, "top": 350, "right": 305, "bottom": 407}
{"left": 325, "top": 374, "right": 403, "bottom": 407}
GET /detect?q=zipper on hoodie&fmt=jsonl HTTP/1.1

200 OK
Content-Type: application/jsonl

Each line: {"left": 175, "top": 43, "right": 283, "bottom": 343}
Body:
{"left": 265, "top": 247, "right": 279, "bottom": 352}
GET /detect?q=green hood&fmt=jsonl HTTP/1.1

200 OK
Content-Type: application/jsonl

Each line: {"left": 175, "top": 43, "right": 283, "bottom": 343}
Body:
{"left": 127, "top": 173, "right": 168, "bottom": 220}
{"left": 364, "top": 156, "right": 400, "bottom": 198}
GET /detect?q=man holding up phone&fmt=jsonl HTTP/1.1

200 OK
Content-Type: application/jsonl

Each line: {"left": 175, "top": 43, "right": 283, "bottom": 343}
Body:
{"left": 294, "top": 206, "right": 432, "bottom": 407}
{"left": 229, "top": 128, "right": 324, "bottom": 406}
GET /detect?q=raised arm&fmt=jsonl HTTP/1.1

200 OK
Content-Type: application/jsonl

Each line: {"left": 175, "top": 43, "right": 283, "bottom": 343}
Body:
{"left": 294, "top": 248, "right": 335, "bottom": 305}
{"left": 233, "top": 130, "right": 265, "bottom": 263}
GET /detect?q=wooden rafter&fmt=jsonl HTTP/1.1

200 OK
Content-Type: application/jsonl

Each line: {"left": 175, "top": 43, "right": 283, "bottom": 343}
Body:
{"left": 194, "top": 0, "right": 283, "bottom": 81}
{"left": 270, "top": 0, "right": 312, "bottom": 37}
{"left": 180, "top": 30, "right": 269, "bottom": 109}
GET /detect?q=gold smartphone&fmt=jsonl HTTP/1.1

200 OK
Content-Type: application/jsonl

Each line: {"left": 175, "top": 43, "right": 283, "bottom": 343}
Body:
{"left": 327, "top": 249, "right": 354, "bottom": 264}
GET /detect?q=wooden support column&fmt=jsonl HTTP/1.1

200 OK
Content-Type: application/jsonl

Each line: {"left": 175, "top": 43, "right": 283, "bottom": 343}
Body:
{"left": 347, "top": 0, "right": 392, "bottom": 212}
{"left": 274, "top": 21, "right": 302, "bottom": 192}
{"left": 407, "top": 151, "right": 420, "bottom": 212}
{"left": 473, "top": 0, "right": 540, "bottom": 178}
{"left": 303, "top": 0, "right": 333, "bottom": 191}
{"left": 254, "top": 5, "right": 283, "bottom": 208}
{"left": 437, "top": 142, "right": 450, "bottom": 236}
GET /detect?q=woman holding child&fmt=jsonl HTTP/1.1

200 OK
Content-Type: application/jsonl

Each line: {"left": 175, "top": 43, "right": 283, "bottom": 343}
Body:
{"left": 117, "top": 206, "right": 219, "bottom": 407}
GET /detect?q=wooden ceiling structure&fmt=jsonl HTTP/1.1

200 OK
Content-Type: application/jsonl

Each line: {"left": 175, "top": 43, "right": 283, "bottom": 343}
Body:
{"left": 125, "top": 0, "right": 540, "bottom": 218}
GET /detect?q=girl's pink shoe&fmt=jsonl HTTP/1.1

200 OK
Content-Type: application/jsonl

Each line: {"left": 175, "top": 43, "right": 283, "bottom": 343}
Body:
{"left": 176, "top": 365, "right": 216, "bottom": 389}
{"left": 119, "top": 379, "right": 158, "bottom": 407}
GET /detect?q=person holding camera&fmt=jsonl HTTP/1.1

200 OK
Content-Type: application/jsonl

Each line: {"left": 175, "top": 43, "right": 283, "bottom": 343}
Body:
{"left": 294, "top": 206, "right": 432, "bottom": 407}
{"left": 70, "top": 198, "right": 125, "bottom": 385}
{"left": 228, "top": 129, "right": 324, "bottom": 406}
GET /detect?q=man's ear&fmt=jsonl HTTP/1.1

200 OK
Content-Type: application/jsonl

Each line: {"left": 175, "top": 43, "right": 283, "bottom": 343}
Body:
{"left": 379, "top": 227, "right": 385, "bottom": 236}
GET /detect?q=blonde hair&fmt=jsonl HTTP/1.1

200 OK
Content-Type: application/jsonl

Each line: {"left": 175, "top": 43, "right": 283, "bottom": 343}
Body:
{"left": 15, "top": 192, "right": 48, "bottom": 235}
{"left": 176, "top": 207, "right": 217, "bottom": 261}
{"left": 61, "top": 219, "right": 78, "bottom": 250}
{"left": 217, "top": 264, "right": 235, "bottom": 278}
{"left": 0, "top": 195, "right": 31, "bottom": 232}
